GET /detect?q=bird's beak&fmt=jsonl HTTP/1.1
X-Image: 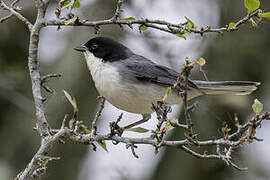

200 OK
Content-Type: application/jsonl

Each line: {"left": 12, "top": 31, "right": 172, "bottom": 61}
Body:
{"left": 74, "top": 44, "right": 87, "bottom": 52}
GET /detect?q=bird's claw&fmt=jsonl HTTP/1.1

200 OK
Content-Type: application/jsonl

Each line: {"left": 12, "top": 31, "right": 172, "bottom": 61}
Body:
{"left": 109, "top": 121, "right": 124, "bottom": 137}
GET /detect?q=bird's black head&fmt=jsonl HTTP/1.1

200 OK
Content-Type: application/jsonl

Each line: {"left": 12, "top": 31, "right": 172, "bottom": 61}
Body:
{"left": 74, "top": 37, "right": 133, "bottom": 62}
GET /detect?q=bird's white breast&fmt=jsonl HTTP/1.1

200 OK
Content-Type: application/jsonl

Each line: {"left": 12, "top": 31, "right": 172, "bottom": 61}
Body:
{"left": 84, "top": 51, "right": 120, "bottom": 97}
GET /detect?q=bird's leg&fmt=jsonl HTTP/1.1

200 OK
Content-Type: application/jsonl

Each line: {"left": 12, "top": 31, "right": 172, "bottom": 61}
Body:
{"left": 110, "top": 114, "right": 151, "bottom": 137}
{"left": 122, "top": 114, "right": 151, "bottom": 130}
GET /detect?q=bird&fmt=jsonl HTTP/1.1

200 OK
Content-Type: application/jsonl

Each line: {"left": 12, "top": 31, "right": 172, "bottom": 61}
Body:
{"left": 74, "top": 37, "right": 260, "bottom": 130}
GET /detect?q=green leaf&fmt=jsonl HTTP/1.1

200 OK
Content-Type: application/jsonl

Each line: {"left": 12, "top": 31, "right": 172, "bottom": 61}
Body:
{"left": 164, "top": 119, "right": 178, "bottom": 131}
{"left": 82, "top": 128, "right": 108, "bottom": 152}
{"left": 228, "top": 22, "right": 235, "bottom": 29}
{"left": 63, "top": 0, "right": 71, "bottom": 8}
{"left": 127, "top": 127, "right": 149, "bottom": 133}
{"left": 120, "top": 17, "right": 136, "bottom": 20}
{"left": 63, "top": 0, "right": 80, "bottom": 9}
{"left": 244, "top": 0, "right": 260, "bottom": 12}
{"left": 198, "top": 57, "right": 206, "bottom": 66}
{"left": 84, "top": 129, "right": 91, "bottom": 134}
{"left": 139, "top": 25, "right": 148, "bottom": 31}
{"left": 184, "top": 23, "right": 192, "bottom": 29}
{"left": 261, "top": 12, "right": 270, "bottom": 18}
{"left": 43, "top": 159, "right": 49, "bottom": 165}
{"left": 184, "top": 16, "right": 196, "bottom": 29}
{"left": 175, "top": 33, "right": 186, "bottom": 40}
{"left": 97, "top": 140, "right": 108, "bottom": 152}
{"left": 252, "top": 99, "right": 263, "bottom": 115}
{"left": 162, "top": 87, "right": 171, "bottom": 102}
{"left": 64, "top": 17, "right": 78, "bottom": 25}
{"left": 73, "top": 0, "right": 80, "bottom": 8}
{"left": 63, "top": 90, "right": 78, "bottom": 112}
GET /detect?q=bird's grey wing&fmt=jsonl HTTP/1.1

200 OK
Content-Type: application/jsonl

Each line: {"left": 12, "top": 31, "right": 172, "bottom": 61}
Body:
{"left": 121, "top": 55, "right": 198, "bottom": 89}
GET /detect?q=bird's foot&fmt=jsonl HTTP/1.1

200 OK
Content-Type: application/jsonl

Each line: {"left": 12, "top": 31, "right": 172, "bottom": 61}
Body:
{"left": 109, "top": 121, "right": 124, "bottom": 137}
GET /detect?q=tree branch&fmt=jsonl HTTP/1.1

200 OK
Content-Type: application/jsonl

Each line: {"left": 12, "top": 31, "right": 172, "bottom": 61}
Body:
{"left": 91, "top": 97, "right": 105, "bottom": 135}
{"left": 43, "top": 9, "right": 261, "bottom": 36}
{"left": 0, "top": 0, "right": 33, "bottom": 30}
{"left": 0, "top": 13, "right": 14, "bottom": 23}
{"left": 181, "top": 60, "right": 194, "bottom": 137}
{"left": 111, "top": 0, "right": 123, "bottom": 21}
{"left": 39, "top": 110, "right": 268, "bottom": 170}
{"left": 18, "top": 122, "right": 67, "bottom": 180}
{"left": 11, "top": 0, "right": 20, "bottom": 8}
{"left": 40, "top": 73, "right": 62, "bottom": 94}
{"left": 26, "top": 0, "right": 52, "bottom": 138}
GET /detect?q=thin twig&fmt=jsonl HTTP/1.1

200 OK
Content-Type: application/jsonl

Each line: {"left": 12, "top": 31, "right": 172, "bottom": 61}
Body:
{"left": 0, "top": 13, "right": 13, "bottom": 23}
{"left": 181, "top": 60, "right": 194, "bottom": 137}
{"left": 171, "top": 121, "right": 188, "bottom": 129}
{"left": 180, "top": 145, "right": 226, "bottom": 159}
{"left": 152, "top": 102, "right": 170, "bottom": 142}
{"left": 179, "top": 145, "right": 247, "bottom": 170}
{"left": 126, "top": 143, "right": 139, "bottom": 158}
{"left": 61, "top": 114, "right": 68, "bottom": 129}
{"left": 41, "top": 73, "right": 62, "bottom": 82}
{"left": 229, "top": 112, "right": 270, "bottom": 140}
{"left": 111, "top": 0, "right": 123, "bottom": 21}
{"left": 11, "top": 0, "right": 20, "bottom": 8}
{"left": 0, "top": 0, "right": 33, "bottom": 30}
{"left": 199, "top": 66, "right": 209, "bottom": 81}
{"left": 91, "top": 97, "right": 105, "bottom": 135}
{"left": 40, "top": 73, "right": 62, "bottom": 93}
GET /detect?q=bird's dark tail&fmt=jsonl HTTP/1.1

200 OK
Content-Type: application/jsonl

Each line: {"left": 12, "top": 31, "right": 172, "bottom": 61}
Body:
{"left": 193, "top": 81, "right": 260, "bottom": 95}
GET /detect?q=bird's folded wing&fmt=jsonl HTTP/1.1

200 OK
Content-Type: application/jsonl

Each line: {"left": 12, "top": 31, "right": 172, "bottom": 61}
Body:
{"left": 123, "top": 55, "right": 198, "bottom": 89}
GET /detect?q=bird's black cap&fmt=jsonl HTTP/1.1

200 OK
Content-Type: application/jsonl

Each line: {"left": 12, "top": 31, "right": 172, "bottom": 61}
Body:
{"left": 74, "top": 37, "right": 133, "bottom": 62}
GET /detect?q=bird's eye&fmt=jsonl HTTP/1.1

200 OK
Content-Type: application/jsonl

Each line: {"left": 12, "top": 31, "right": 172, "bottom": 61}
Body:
{"left": 91, "top": 44, "right": 98, "bottom": 50}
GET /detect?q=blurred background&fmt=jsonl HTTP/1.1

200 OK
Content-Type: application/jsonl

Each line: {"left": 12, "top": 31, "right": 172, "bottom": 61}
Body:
{"left": 0, "top": 0, "right": 270, "bottom": 179}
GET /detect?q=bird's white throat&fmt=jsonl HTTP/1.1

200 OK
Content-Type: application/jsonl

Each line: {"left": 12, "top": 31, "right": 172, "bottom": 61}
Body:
{"left": 83, "top": 51, "right": 104, "bottom": 78}
{"left": 83, "top": 51, "right": 121, "bottom": 98}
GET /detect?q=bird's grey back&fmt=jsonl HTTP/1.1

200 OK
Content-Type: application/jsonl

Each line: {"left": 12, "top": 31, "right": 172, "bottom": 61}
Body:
{"left": 114, "top": 54, "right": 198, "bottom": 89}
